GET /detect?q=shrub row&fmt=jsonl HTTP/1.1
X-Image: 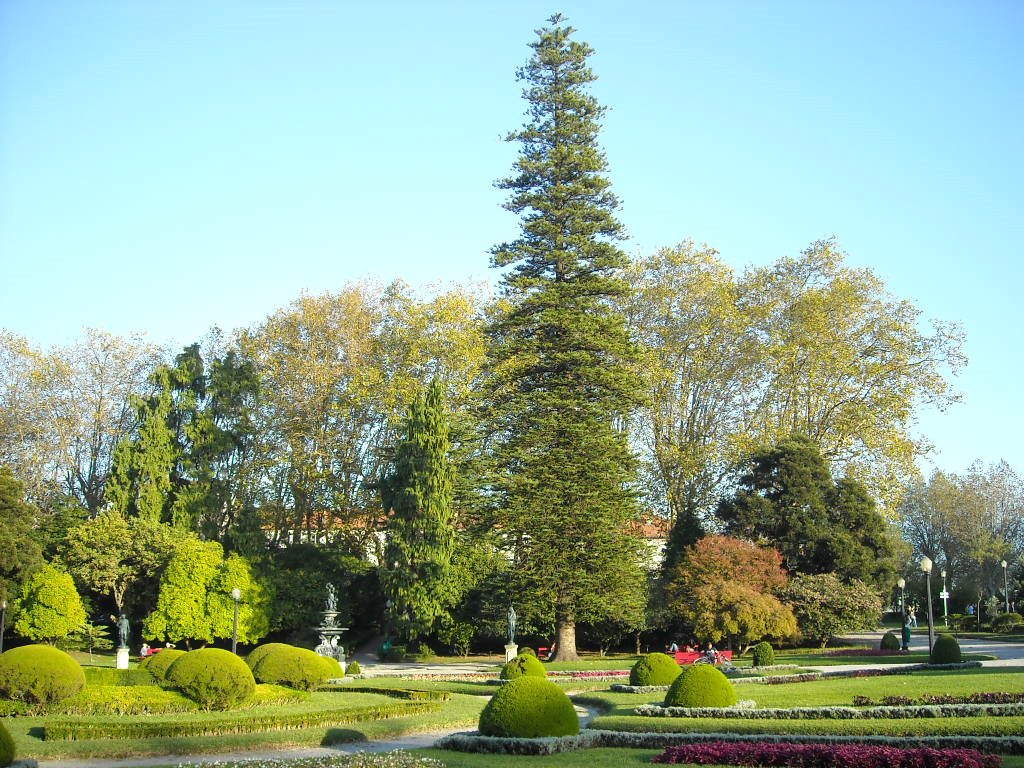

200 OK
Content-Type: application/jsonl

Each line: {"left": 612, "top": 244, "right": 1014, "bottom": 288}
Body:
{"left": 0, "top": 721, "right": 13, "bottom": 767}
{"left": 322, "top": 686, "right": 450, "bottom": 701}
{"left": 82, "top": 667, "right": 155, "bottom": 686}
{"left": 45, "top": 699, "right": 441, "bottom": 740}
{"left": 0, "top": 701, "right": 27, "bottom": 718}
{"left": 438, "top": 729, "right": 1024, "bottom": 756}
{"left": 650, "top": 740, "right": 1000, "bottom": 767}
{"left": 52, "top": 685, "right": 198, "bottom": 715}
{"left": 634, "top": 702, "right": 1024, "bottom": 720}
{"left": 855, "top": 693, "right": 1024, "bottom": 707}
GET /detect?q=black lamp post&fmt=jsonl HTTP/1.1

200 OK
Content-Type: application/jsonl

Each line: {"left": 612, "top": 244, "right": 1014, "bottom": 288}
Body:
{"left": 231, "top": 587, "right": 241, "bottom": 654}
{"left": 921, "top": 556, "right": 935, "bottom": 655}
{"left": 0, "top": 599, "right": 7, "bottom": 653}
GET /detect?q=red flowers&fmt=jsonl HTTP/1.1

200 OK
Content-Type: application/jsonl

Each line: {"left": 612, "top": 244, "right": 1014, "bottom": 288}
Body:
{"left": 651, "top": 741, "right": 1000, "bottom": 767}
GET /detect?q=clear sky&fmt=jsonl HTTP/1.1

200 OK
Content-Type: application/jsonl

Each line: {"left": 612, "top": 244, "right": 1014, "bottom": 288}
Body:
{"left": 1, "top": 1, "right": 1021, "bottom": 477}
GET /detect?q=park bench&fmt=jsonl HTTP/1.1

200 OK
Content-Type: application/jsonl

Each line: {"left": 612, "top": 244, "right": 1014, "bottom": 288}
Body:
{"left": 674, "top": 649, "right": 733, "bottom": 665}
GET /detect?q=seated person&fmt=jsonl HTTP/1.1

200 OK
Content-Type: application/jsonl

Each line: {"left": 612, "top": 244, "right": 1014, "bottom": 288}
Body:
{"left": 703, "top": 642, "right": 718, "bottom": 663}
{"left": 668, "top": 640, "right": 679, "bottom": 653}
{"left": 139, "top": 643, "right": 150, "bottom": 658}
{"left": 545, "top": 642, "right": 557, "bottom": 661}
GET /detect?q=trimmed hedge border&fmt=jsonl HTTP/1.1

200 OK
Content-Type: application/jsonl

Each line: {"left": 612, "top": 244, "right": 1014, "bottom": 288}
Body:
{"left": 44, "top": 700, "right": 441, "bottom": 740}
{"left": 733, "top": 661, "right": 982, "bottom": 685}
{"left": 321, "top": 686, "right": 450, "bottom": 702}
{"left": 634, "top": 702, "right": 1024, "bottom": 720}
{"left": 436, "top": 729, "right": 1024, "bottom": 756}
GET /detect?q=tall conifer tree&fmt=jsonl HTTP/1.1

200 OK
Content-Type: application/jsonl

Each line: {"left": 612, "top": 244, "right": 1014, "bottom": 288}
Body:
{"left": 486, "top": 15, "right": 645, "bottom": 660}
{"left": 380, "top": 380, "right": 456, "bottom": 646}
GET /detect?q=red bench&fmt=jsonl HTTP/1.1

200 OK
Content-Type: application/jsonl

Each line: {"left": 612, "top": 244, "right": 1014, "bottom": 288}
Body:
{"left": 675, "top": 650, "right": 732, "bottom": 665}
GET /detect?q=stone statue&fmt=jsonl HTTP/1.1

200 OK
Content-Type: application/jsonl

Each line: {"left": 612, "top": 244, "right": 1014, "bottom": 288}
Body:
{"left": 325, "top": 582, "right": 337, "bottom": 613}
{"left": 115, "top": 614, "right": 130, "bottom": 649}
{"left": 507, "top": 604, "right": 517, "bottom": 644}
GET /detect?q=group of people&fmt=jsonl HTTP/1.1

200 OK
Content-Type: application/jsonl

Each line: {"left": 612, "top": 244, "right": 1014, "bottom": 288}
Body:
{"left": 667, "top": 639, "right": 720, "bottom": 663}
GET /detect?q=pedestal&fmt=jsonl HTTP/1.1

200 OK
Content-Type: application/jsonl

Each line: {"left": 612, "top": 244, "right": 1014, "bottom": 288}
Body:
{"left": 504, "top": 643, "right": 518, "bottom": 662}
{"left": 116, "top": 647, "right": 130, "bottom": 670}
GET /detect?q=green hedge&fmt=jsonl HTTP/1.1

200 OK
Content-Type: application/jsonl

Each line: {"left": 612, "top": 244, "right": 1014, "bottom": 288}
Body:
{"left": 0, "top": 720, "right": 13, "bottom": 767}
{"left": 0, "top": 645, "right": 85, "bottom": 706}
{"left": 44, "top": 699, "right": 441, "bottom": 740}
{"left": 140, "top": 649, "right": 186, "bottom": 681}
{"left": 82, "top": 667, "right": 155, "bottom": 686}
{"left": 51, "top": 684, "right": 198, "bottom": 715}
{"left": 323, "top": 686, "right": 450, "bottom": 701}
{"left": 166, "top": 648, "right": 256, "bottom": 710}
{"left": 250, "top": 645, "right": 331, "bottom": 691}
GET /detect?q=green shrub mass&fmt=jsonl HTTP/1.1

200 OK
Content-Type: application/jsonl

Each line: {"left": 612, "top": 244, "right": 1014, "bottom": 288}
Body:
{"left": 347, "top": 660, "right": 362, "bottom": 675}
{"left": 479, "top": 677, "right": 579, "bottom": 737}
{"left": 630, "top": 653, "right": 681, "bottom": 686}
{"left": 141, "top": 649, "right": 186, "bottom": 681}
{"left": 0, "top": 720, "right": 14, "bottom": 768}
{"left": 320, "top": 654, "right": 344, "bottom": 679}
{"left": 245, "top": 642, "right": 293, "bottom": 670}
{"left": 250, "top": 644, "right": 331, "bottom": 691}
{"left": 931, "top": 634, "right": 962, "bottom": 664}
{"left": 52, "top": 684, "right": 198, "bottom": 715}
{"left": 83, "top": 667, "right": 155, "bottom": 686}
{"left": 500, "top": 653, "right": 547, "bottom": 680}
{"left": 753, "top": 642, "right": 776, "bottom": 667}
{"left": 880, "top": 631, "right": 901, "bottom": 651}
{"left": 664, "top": 664, "right": 738, "bottom": 708}
{"left": 166, "top": 648, "right": 256, "bottom": 710}
{"left": 0, "top": 644, "right": 85, "bottom": 706}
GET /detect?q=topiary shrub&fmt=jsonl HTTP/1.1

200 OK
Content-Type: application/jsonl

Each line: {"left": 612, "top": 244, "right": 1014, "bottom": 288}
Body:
{"left": 879, "top": 631, "right": 901, "bottom": 651}
{"left": 629, "top": 652, "right": 681, "bottom": 686}
{"left": 479, "top": 676, "right": 579, "bottom": 737}
{"left": 518, "top": 647, "right": 537, "bottom": 657}
{"left": 346, "top": 660, "right": 362, "bottom": 675}
{"left": 165, "top": 648, "right": 256, "bottom": 710}
{"left": 930, "top": 633, "right": 962, "bottom": 664}
{"left": 0, "top": 720, "right": 15, "bottom": 768}
{"left": 141, "top": 649, "right": 186, "bottom": 682}
{"left": 319, "top": 654, "right": 344, "bottom": 679}
{"left": 752, "top": 642, "right": 776, "bottom": 667}
{"left": 664, "top": 664, "right": 737, "bottom": 708}
{"left": 500, "top": 652, "right": 547, "bottom": 680}
{"left": 245, "top": 643, "right": 293, "bottom": 670}
{"left": 250, "top": 644, "right": 333, "bottom": 691}
{"left": 0, "top": 644, "right": 85, "bottom": 706}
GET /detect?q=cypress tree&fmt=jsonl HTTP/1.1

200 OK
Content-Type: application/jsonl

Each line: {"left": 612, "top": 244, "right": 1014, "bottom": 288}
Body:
{"left": 485, "top": 15, "right": 646, "bottom": 660}
{"left": 380, "top": 380, "right": 456, "bottom": 647}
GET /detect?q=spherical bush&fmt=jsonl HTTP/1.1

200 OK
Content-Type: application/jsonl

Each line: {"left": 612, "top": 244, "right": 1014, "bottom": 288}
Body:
{"left": 166, "top": 648, "right": 256, "bottom": 710}
{"left": 250, "top": 644, "right": 331, "bottom": 691}
{"left": 879, "top": 631, "right": 901, "bottom": 651}
{"left": 752, "top": 642, "right": 775, "bottom": 667}
{"left": 245, "top": 643, "right": 294, "bottom": 670}
{"left": 0, "top": 644, "right": 85, "bottom": 706}
{"left": 930, "top": 633, "right": 962, "bottom": 664}
{"left": 140, "top": 649, "right": 186, "bottom": 682}
{"left": 664, "top": 664, "right": 737, "bottom": 708}
{"left": 500, "top": 652, "right": 547, "bottom": 680}
{"left": 629, "top": 652, "right": 681, "bottom": 686}
{"left": 479, "top": 677, "right": 579, "bottom": 737}
{"left": 320, "top": 654, "right": 344, "bottom": 679}
{"left": 0, "top": 720, "right": 15, "bottom": 767}
{"left": 346, "top": 660, "right": 362, "bottom": 675}
{"left": 518, "top": 647, "right": 537, "bottom": 657}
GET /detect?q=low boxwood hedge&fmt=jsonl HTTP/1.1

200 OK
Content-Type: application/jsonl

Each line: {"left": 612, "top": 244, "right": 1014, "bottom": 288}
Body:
{"left": 51, "top": 684, "right": 198, "bottom": 715}
{"left": 82, "top": 667, "right": 155, "bottom": 687}
{"left": 0, "top": 720, "right": 13, "bottom": 768}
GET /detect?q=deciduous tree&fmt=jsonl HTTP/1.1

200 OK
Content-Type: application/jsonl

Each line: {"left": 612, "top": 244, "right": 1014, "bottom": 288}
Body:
{"left": 784, "top": 573, "right": 883, "bottom": 647}
{"left": 14, "top": 564, "right": 87, "bottom": 643}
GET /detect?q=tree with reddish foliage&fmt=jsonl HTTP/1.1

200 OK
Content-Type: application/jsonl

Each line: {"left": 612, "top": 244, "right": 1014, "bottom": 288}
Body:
{"left": 666, "top": 535, "right": 796, "bottom": 650}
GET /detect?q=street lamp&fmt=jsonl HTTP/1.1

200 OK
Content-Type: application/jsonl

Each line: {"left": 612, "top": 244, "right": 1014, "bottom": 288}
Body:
{"left": 1002, "top": 560, "right": 1010, "bottom": 614}
{"left": 897, "top": 578, "right": 906, "bottom": 615}
{"left": 0, "top": 599, "right": 7, "bottom": 653}
{"left": 231, "top": 588, "right": 241, "bottom": 654}
{"left": 940, "top": 569, "right": 949, "bottom": 627}
{"left": 921, "top": 556, "right": 935, "bottom": 655}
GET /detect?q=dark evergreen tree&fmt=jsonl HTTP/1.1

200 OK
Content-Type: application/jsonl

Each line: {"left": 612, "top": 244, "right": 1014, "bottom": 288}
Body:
{"left": 380, "top": 380, "right": 456, "bottom": 646}
{"left": 484, "top": 15, "right": 646, "bottom": 660}
{"left": 717, "top": 434, "right": 899, "bottom": 587}
{"left": 0, "top": 465, "right": 44, "bottom": 606}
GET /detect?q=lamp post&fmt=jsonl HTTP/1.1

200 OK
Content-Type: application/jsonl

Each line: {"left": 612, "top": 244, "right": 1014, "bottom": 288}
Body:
{"left": 0, "top": 599, "right": 7, "bottom": 653}
{"left": 897, "top": 578, "right": 906, "bottom": 615}
{"left": 940, "top": 569, "right": 949, "bottom": 627}
{"left": 231, "top": 588, "right": 241, "bottom": 654}
{"left": 921, "top": 556, "right": 935, "bottom": 655}
{"left": 1002, "top": 560, "right": 1010, "bottom": 614}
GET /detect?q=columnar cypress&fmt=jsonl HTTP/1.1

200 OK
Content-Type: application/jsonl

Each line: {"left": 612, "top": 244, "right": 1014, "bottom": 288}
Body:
{"left": 486, "top": 15, "right": 645, "bottom": 660}
{"left": 380, "top": 380, "right": 456, "bottom": 646}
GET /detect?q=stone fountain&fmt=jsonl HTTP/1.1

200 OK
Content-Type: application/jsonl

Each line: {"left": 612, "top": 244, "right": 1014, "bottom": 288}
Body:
{"left": 313, "top": 582, "right": 348, "bottom": 664}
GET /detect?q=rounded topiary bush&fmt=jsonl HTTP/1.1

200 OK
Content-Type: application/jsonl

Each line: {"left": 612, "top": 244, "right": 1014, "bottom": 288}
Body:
{"left": 0, "top": 644, "right": 85, "bottom": 706}
{"left": 629, "top": 652, "right": 681, "bottom": 686}
{"left": 752, "top": 642, "right": 775, "bottom": 667}
{"left": 166, "top": 648, "right": 256, "bottom": 710}
{"left": 320, "top": 654, "right": 344, "bottom": 679}
{"left": 664, "top": 664, "right": 737, "bottom": 708}
{"left": 500, "top": 652, "right": 547, "bottom": 680}
{"left": 518, "top": 647, "right": 537, "bottom": 657}
{"left": 245, "top": 643, "right": 294, "bottom": 670}
{"left": 0, "top": 720, "right": 15, "bottom": 767}
{"left": 250, "top": 644, "right": 331, "bottom": 691}
{"left": 930, "top": 633, "right": 962, "bottom": 664}
{"left": 880, "top": 631, "right": 901, "bottom": 651}
{"left": 141, "top": 648, "right": 186, "bottom": 682}
{"left": 346, "top": 660, "right": 361, "bottom": 675}
{"left": 479, "top": 676, "right": 579, "bottom": 737}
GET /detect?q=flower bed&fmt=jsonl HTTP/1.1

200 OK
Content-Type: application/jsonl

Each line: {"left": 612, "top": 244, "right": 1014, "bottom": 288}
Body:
{"left": 650, "top": 740, "right": 1001, "bottom": 767}
{"left": 634, "top": 703, "right": 1024, "bottom": 720}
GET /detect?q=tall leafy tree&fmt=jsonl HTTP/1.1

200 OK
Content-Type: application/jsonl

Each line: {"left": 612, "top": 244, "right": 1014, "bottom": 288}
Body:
{"left": 380, "top": 380, "right": 456, "bottom": 646}
{"left": 14, "top": 563, "right": 87, "bottom": 644}
{"left": 143, "top": 537, "right": 224, "bottom": 646}
{"left": 484, "top": 15, "right": 646, "bottom": 660}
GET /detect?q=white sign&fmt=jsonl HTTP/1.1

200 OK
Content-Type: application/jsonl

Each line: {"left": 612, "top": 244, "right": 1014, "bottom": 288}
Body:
{"left": 939, "top": 590, "right": 950, "bottom": 599}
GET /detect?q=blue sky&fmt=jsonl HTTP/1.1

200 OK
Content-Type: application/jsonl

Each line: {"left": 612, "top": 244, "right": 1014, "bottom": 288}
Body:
{"left": 1, "top": 1, "right": 1021, "bottom": 476}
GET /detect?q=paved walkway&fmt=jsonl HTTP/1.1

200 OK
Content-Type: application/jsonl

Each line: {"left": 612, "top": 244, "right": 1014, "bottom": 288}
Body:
{"left": 36, "top": 632, "right": 1024, "bottom": 768}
